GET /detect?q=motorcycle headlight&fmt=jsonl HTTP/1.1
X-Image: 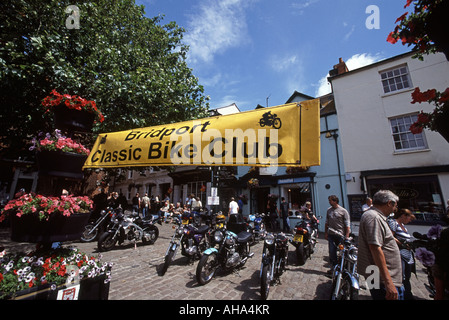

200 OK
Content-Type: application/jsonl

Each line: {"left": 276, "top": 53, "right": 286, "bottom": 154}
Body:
{"left": 214, "top": 230, "right": 223, "bottom": 243}
{"left": 348, "top": 247, "right": 358, "bottom": 261}
{"left": 265, "top": 233, "right": 275, "bottom": 245}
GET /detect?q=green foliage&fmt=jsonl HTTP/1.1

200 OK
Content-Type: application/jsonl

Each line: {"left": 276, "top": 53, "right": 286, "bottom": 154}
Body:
{"left": 0, "top": 0, "right": 209, "bottom": 159}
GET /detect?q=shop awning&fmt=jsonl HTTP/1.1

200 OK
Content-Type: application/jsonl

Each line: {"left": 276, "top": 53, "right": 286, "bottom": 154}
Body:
{"left": 83, "top": 99, "right": 320, "bottom": 169}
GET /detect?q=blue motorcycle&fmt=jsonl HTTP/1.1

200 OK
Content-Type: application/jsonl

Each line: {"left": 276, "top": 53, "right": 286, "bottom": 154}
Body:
{"left": 247, "top": 213, "right": 266, "bottom": 241}
{"left": 196, "top": 226, "right": 254, "bottom": 285}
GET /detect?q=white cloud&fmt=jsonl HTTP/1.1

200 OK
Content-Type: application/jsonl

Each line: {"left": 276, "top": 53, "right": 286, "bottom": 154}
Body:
{"left": 184, "top": 0, "right": 249, "bottom": 64}
{"left": 270, "top": 54, "right": 299, "bottom": 72}
{"left": 345, "top": 53, "right": 382, "bottom": 70}
{"left": 291, "top": 0, "right": 320, "bottom": 15}
{"left": 269, "top": 53, "right": 306, "bottom": 96}
{"left": 315, "top": 53, "right": 383, "bottom": 97}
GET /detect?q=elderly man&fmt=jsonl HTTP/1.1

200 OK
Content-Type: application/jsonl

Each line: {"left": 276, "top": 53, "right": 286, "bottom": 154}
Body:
{"left": 358, "top": 190, "right": 403, "bottom": 300}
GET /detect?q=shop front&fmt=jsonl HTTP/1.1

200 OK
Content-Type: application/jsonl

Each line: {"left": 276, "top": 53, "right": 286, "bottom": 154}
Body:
{"left": 360, "top": 166, "right": 449, "bottom": 225}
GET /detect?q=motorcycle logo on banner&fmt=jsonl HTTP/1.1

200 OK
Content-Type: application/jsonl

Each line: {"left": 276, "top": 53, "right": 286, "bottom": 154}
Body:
{"left": 259, "top": 111, "right": 282, "bottom": 129}
{"left": 83, "top": 99, "right": 320, "bottom": 169}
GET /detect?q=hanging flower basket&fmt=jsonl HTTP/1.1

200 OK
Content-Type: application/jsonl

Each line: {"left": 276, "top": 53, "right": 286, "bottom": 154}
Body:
{"left": 30, "top": 130, "right": 90, "bottom": 179}
{"left": 41, "top": 90, "right": 104, "bottom": 132}
{"left": 0, "top": 193, "right": 93, "bottom": 243}
{"left": 36, "top": 150, "right": 87, "bottom": 179}
{"left": 53, "top": 104, "right": 96, "bottom": 132}
{"left": 9, "top": 211, "right": 91, "bottom": 243}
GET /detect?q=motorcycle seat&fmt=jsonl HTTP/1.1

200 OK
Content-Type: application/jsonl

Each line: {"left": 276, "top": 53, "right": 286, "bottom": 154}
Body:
{"left": 196, "top": 225, "right": 210, "bottom": 234}
{"left": 236, "top": 231, "right": 253, "bottom": 243}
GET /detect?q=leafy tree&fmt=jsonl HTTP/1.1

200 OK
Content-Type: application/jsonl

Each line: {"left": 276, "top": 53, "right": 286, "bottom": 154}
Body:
{"left": 0, "top": 0, "right": 209, "bottom": 159}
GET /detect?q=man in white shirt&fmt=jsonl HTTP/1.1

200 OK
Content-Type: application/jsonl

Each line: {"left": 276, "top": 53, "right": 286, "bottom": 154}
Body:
{"left": 228, "top": 197, "right": 239, "bottom": 221}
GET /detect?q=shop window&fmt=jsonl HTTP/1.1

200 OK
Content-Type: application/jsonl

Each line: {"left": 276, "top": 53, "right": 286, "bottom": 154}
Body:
{"left": 186, "top": 181, "right": 207, "bottom": 206}
{"left": 367, "top": 175, "right": 445, "bottom": 224}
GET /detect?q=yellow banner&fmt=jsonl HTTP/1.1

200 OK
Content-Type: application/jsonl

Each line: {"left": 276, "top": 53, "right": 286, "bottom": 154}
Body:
{"left": 83, "top": 99, "right": 320, "bottom": 169}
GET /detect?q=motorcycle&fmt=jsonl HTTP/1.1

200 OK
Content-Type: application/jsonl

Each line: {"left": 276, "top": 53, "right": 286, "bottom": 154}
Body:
{"left": 259, "top": 111, "right": 282, "bottom": 129}
{"left": 196, "top": 225, "right": 254, "bottom": 285}
{"left": 412, "top": 230, "right": 449, "bottom": 299}
{"left": 81, "top": 206, "right": 113, "bottom": 242}
{"left": 290, "top": 216, "right": 319, "bottom": 265}
{"left": 246, "top": 213, "right": 266, "bottom": 241}
{"left": 160, "top": 211, "right": 210, "bottom": 276}
{"left": 330, "top": 235, "right": 359, "bottom": 300}
{"left": 97, "top": 209, "right": 160, "bottom": 252}
{"left": 260, "top": 232, "right": 289, "bottom": 300}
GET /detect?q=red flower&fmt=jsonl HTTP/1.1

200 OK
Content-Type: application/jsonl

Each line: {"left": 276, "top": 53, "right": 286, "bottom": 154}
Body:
{"left": 0, "top": 273, "right": 3, "bottom": 283}
{"left": 387, "top": 31, "right": 398, "bottom": 44}
{"left": 395, "top": 12, "right": 408, "bottom": 23}
{"left": 417, "top": 112, "right": 431, "bottom": 124}
{"left": 404, "top": 0, "right": 413, "bottom": 8}
{"left": 410, "top": 122, "right": 424, "bottom": 134}
{"left": 411, "top": 87, "right": 436, "bottom": 103}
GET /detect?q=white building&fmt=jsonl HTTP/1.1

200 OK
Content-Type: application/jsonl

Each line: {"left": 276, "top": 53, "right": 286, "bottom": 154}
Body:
{"left": 329, "top": 52, "right": 449, "bottom": 222}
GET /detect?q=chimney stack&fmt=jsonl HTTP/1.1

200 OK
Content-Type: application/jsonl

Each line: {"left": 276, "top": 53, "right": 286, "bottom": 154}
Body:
{"left": 329, "top": 57, "right": 349, "bottom": 77}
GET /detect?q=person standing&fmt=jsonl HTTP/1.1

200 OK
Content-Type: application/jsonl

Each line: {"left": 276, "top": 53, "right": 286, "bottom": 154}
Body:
{"left": 228, "top": 197, "right": 239, "bottom": 222}
{"left": 141, "top": 193, "right": 151, "bottom": 219}
{"left": 267, "top": 194, "right": 279, "bottom": 232}
{"left": 358, "top": 190, "right": 404, "bottom": 300}
{"left": 388, "top": 208, "right": 416, "bottom": 300}
{"left": 362, "top": 197, "right": 373, "bottom": 212}
{"left": 280, "top": 197, "right": 290, "bottom": 232}
{"left": 324, "top": 195, "right": 350, "bottom": 268}
{"left": 132, "top": 192, "right": 141, "bottom": 215}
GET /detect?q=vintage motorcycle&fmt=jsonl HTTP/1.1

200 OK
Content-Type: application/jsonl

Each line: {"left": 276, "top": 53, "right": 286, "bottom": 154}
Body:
{"left": 81, "top": 206, "right": 113, "bottom": 242}
{"left": 196, "top": 226, "right": 254, "bottom": 285}
{"left": 330, "top": 235, "right": 359, "bottom": 300}
{"left": 260, "top": 232, "right": 289, "bottom": 300}
{"left": 160, "top": 211, "right": 210, "bottom": 276}
{"left": 290, "top": 216, "right": 319, "bottom": 265}
{"left": 246, "top": 213, "right": 266, "bottom": 241}
{"left": 97, "top": 209, "right": 160, "bottom": 252}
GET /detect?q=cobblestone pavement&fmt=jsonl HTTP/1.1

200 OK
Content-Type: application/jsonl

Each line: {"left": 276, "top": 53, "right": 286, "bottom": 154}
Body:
{"left": 0, "top": 222, "right": 432, "bottom": 301}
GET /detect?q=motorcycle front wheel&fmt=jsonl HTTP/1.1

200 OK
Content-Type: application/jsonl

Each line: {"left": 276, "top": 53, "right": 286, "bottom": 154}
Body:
{"left": 196, "top": 252, "right": 218, "bottom": 285}
{"left": 98, "top": 232, "right": 117, "bottom": 252}
{"left": 331, "top": 274, "right": 358, "bottom": 300}
{"left": 142, "top": 225, "right": 159, "bottom": 244}
{"left": 260, "top": 263, "right": 272, "bottom": 300}
{"left": 81, "top": 222, "right": 98, "bottom": 242}
{"left": 273, "top": 118, "right": 282, "bottom": 129}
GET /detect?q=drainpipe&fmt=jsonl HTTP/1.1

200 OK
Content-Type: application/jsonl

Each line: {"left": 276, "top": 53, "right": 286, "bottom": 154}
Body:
{"left": 332, "top": 132, "right": 345, "bottom": 208}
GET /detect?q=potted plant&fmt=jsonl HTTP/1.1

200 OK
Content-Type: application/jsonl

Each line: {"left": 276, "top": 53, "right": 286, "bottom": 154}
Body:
{"left": 0, "top": 246, "right": 112, "bottom": 300}
{"left": 42, "top": 90, "right": 104, "bottom": 132}
{"left": 30, "top": 130, "right": 90, "bottom": 179}
{"left": 0, "top": 193, "right": 93, "bottom": 243}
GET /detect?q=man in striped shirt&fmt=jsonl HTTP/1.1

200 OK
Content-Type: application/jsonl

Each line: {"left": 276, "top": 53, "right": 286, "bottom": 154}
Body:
{"left": 358, "top": 190, "right": 404, "bottom": 300}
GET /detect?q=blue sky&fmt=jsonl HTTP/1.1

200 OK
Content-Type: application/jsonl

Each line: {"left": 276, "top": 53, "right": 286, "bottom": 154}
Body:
{"left": 137, "top": 0, "right": 411, "bottom": 111}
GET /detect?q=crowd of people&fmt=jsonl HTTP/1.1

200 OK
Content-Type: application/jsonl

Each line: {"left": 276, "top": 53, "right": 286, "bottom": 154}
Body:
{"left": 92, "top": 190, "right": 207, "bottom": 224}
{"left": 91, "top": 188, "right": 448, "bottom": 301}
